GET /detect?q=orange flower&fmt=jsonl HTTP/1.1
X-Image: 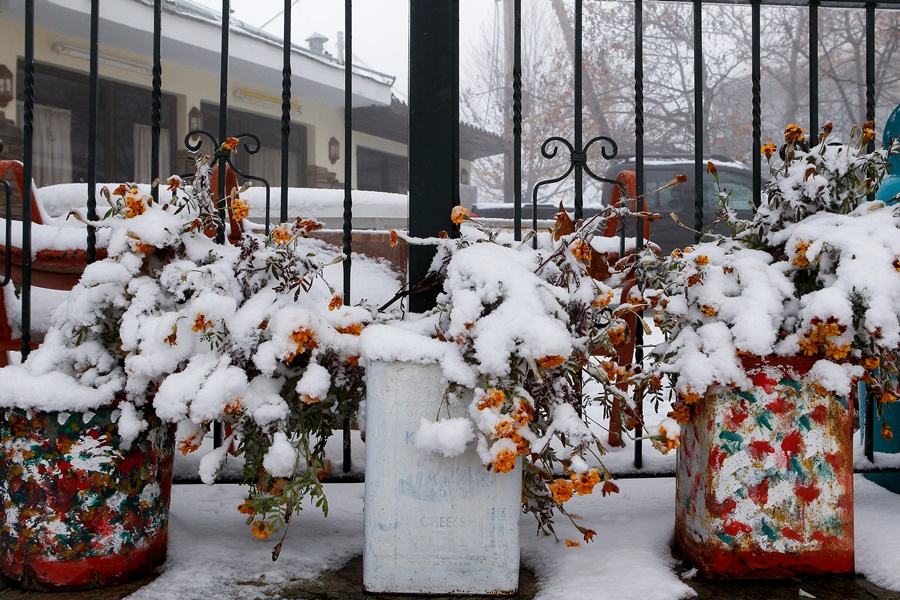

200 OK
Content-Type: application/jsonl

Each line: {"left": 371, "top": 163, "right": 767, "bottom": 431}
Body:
{"left": 565, "top": 539, "right": 580, "bottom": 547}
{"left": 134, "top": 242, "right": 155, "bottom": 255}
{"left": 389, "top": 230, "right": 399, "bottom": 248}
{"left": 450, "top": 205, "right": 469, "bottom": 225}
{"left": 272, "top": 225, "right": 292, "bottom": 244}
{"left": 251, "top": 520, "right": 271, "bottom": 540}
{"left": 825, "top": 342, "right": 851, "bottom": 360}
{"left": 294, "top": 218, "right": 320, "bottom": 233}
{"left": 328, "top": 295, "right": 343, "bottom": 311}
{"left": 700, "top": 305, "right": 718, "bottom": 317}
{"left": 192, "top": 314, "right": 213, "bottom": 333}
{"left": 492, "top": 448, "right": 518, "bottom": 473}
{"left": 284, "top": 327, "right": 318, "bottom": 362}
{"left": 336, "top": 323, "right": 362, "bottom": 336}
{"left": 224, "top": 398, "right": 243, "bottom": 415}
{"left": 164, "top": 330, "right": 177, "bottom": 346}
{"left": 537, "top": 355, "right": 566, "bottom": 369}
{"left": 861, "top": 121, "right": 876, "bottom": 144}
{"left": 571, "top": 469, "right": 601, "bottom": 496}
{"left": 316, "top": 460, "right": 332, "bottom": 480}
{"left": 592, "top": 290, "right": 615, "bottom": 308}
{"left": 668, "top": 403, "right": 692, "bottom": 424}
{"left": 345, "top": 355, "right": 360, "bottom": 366}
{"left": 113, "top": 184, "right": 128, "bottom": 196}
{"left": 221, "top": 137, "right": 239, "bottom": 153}
{"left": 477, "top": 388, "right": 506, "bottom": 410}
{"left": 793, "top": 240, "right": 811, "bottom": 268}
{"left": 166, "top": 175, "right": 181, "bottom": 192}
{"left": 601, "top": 479, "right": 620, "bottom": 497}
{"left": 881, "top": 391, "right": 897, "bottom": 404}
{"left": 706, "top": 161, "right": 718, "bottom": 177}
{"left": 570, "top": 239, "right": 592, "bottom": 262}
{"left": 882, "top": 423, "right": 894, "bottom": 441}
{"left": 302, "top": 395, "right": 321, "bottom": 405}
{"left": 177, "top": 435, "right": 202, "bottom": 456}
{"left": 695, "top": 255, "right": 709, "bottom": 267}
{"left": 125, "top": 194, "right": 146, "bottom": 218}
{"left": 513, "top": 400, "right": 534, "bottom": 425}
{"left": 237, "top": 501, "right": 255, "bottom": 515}
{"left": 231, "top": 197, "right": 250, "bottom": 221}
{"left": 784, "top": 124, "right": 805, "bottom": 144}
{"left": 493, "top": 419, "right": 515, "bottom": 438}
{"left": 679, "top": 389, "right": 701, "bottom": 404}
{"left": 894, "top": 258, "right": 900, "bottom": 272}
{"left": 670, "top": 248, "right": 683, "bottom": 259}
{"left": 861, "top": 356, "right": 880, "bottom": 371}
{"left": 583, "top": 529, "right": 597, "bottom": 543}
{"left": 761, "top": 143, "right": 778, "bottom": 158}
{"left": 549, "top": 478, "right": 574, "bottom": 503}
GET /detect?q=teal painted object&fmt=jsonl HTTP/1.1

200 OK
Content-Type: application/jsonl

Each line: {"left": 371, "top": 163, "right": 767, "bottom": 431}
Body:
{"left": 859, "top": 380, "right": 900, "bottom": 494}
{"left": 876, "top": 104, "right": 900, "bottom": 204}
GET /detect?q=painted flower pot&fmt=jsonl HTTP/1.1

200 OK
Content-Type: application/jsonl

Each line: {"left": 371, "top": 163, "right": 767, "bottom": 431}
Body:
{"left": 0, "top": 404, "right": 174, "bottom": 590}
{"left": 675, "top": 355, "right": 854, "bottom": 578}
{"left": 363, "top": 361, "right": 521, "bottom": 595}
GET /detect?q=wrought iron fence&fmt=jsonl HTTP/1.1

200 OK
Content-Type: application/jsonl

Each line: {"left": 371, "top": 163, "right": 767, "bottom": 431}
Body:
{"left": 2, "top": 0, "right": 900, "bottom": 479}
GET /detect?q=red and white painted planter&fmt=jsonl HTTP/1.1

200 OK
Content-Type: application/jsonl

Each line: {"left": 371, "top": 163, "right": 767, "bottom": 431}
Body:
{"left": 0, "top": 405, "right": 174, "bottom": 590}
{"left": 675, "top": 355, "right": 854, "bottom": 578}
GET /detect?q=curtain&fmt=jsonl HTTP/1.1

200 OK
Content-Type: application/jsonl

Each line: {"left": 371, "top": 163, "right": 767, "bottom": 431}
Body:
{"left": 257, "top": 146, "right": 303, "bottom": 189}
{"left": 133, "top": 124, "right": 171, "bottom": 184}
{"left": 32, "top": 105, "right": 72, "bottom": 186}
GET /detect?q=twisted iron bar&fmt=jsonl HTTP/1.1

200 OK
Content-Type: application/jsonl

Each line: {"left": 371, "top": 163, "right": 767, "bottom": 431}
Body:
{"left": 151, "top": 0, "right": 163, "bottom": 204}
{"left": 280, "top": 0, "right": 292, "bottom": 225}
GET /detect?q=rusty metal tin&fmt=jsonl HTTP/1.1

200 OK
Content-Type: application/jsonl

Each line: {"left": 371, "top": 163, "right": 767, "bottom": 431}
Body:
{"left": 675, "top": 355, "right": 854, "bottom": 578}
{"left": 0, "top": 404, "right": 174, "bottom": 590}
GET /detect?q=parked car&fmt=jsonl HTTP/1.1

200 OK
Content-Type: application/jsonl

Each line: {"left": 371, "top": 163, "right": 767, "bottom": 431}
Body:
{"left": 470, "top": 155, "right": 759, "bottom": 254}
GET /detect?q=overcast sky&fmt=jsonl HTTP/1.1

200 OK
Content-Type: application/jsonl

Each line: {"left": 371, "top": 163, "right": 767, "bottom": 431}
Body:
{"left": 191, "top": 0, "right": 498, "bottom": 98}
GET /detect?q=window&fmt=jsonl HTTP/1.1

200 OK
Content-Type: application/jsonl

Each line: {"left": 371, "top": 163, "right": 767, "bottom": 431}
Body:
{"left": 17, "top": 61, "right": 176, "bottom": 184}
{"left": 200, "top": 104, "right": 307, "bottom": 188}
{"left": 357, "top": 147, "right": 407, "bottom": 194}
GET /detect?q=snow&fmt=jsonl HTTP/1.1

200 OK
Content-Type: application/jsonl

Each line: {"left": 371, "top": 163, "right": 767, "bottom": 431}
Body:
{"left": 121, "top": 472, "right": 899, "bottom": 599}
{"left": 412, "top": 416, "right": 475, "bottom": 458}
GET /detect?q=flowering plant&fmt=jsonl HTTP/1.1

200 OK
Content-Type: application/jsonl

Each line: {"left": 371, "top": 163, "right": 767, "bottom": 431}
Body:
{"left": 3, "top": 154, "right": 370, "bottom": 554}
{"left": 373, "top": 205, "right": 655, "bottom": 543}
{"left": 640, "top": 123, "right": 900, "bottom": 434}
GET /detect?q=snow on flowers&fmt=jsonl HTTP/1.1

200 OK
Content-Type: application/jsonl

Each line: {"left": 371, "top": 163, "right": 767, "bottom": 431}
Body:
{"left": 365, "top": 206, "right": 651, "bottom": 541}
{"left": 640, "top": 122, "right": 900, "bottom": 429}
{"left": 0, "top": 155, "right": 372, "bottom": 553}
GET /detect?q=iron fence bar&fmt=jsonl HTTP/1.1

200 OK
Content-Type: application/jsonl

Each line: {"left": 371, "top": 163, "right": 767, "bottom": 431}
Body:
{"left": 151, "top": 0, "right": 162, "bottom": 203}
{"left": 809, "top": 0, "right": 819, "bottom": 137}
{"left": 574, "top": 0, "right": 584, "bottom": 223}
{"left": 213, "top": 0, "right": 231, "bottom": 449}
{"left": 280, "top": 0, "right": 291, "bottom": 229}
{"left": 407, "top": 0, "right": 460, "bottom": 313}
{"left": 863, "top": 2, "right": 877, "bottom": 463}
{"left": 342, "top": 0, "right": 353, "bottom": 473}
{"left": 513, "top": 0, "right": 522, "bottom": 242}
{"left": 87, "top": 0, "right": 99, "bottom": 263}
{"left": 634, "top": 0, "right": 645, "bottom": 470}
{"left": 752, "top": 0, "right": 762, "bottom": 205}
{"left": 20, "top": 0, "right": 34, "bottom": 361}
{"left": 1, "top": 141, "right": 10, "bottom": 288}
{"left": 693, "top": 0, "right": 704, "bottom": 241}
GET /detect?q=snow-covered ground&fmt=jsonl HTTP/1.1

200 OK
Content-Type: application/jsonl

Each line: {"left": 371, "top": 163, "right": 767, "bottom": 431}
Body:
{"left": 124, "top": 472, "right": 900, "bottom": 600}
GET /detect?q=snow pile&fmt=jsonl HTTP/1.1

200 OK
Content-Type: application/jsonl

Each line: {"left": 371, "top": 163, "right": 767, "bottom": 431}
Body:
{"left": 0, "top": 157, "right": 399, "bottom": 547}
{"left": 642, "top": 123, "right": 900, "bottom": 419}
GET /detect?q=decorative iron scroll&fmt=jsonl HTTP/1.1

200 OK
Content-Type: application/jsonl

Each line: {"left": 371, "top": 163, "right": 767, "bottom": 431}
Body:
{"left": 183, "top": 130, "right": 272, "bottom": 235}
